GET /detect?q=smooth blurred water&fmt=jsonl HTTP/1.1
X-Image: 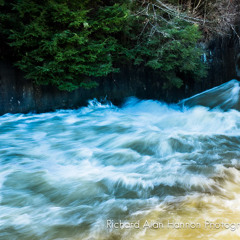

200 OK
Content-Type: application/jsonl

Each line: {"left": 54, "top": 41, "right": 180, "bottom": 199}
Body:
{"left": 1, "top": 80, "right": 240, "bottom": 240}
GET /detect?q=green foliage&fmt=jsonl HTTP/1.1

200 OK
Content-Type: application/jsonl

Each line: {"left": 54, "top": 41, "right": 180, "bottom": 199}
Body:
{"left": 122, "top": 1, "right": 207, "bottom": 89}
{"left": 0, "top": 0, "right": 207, "bottom": 91}
{"left": 0, "top": 0, "right": 128, "bottom": 91}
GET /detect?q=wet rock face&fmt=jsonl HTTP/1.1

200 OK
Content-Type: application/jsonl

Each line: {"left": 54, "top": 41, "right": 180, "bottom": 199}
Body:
{"left": 182, "top": 28, "right": 240, "bottom": 98}
{"left": 0, "top": 62, "right": 186, "bottom": 115}
{"left": 0, "top": 29, "right": 240, "bottom": 115}
{"left": 207, "top": 35, "right": 240, "bottom": 86}
{"left": 236, "top": 53, "right": 240, "bottom": 77}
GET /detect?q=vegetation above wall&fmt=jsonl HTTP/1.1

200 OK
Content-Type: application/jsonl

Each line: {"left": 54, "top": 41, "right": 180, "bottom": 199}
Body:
{"left": 0, "top": 0, "right": 130, "bottom": 91}
{"left": 0, "top": 0, "right": 239, "bottom": 91}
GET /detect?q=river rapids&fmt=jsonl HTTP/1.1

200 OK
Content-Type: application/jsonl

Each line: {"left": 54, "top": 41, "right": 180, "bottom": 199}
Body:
{"left": 1, "top": 80, "right": 240, "bottom": 240}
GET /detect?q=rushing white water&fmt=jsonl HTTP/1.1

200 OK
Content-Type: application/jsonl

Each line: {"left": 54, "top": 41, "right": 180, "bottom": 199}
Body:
{"left": 1, "top": 80, "right": 240, "bottom": 240}
{"left": 179, "top": 79, "right": 240, "bottom": 110}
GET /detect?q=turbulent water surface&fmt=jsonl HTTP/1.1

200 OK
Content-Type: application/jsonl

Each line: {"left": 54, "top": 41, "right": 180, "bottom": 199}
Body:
{"left": 1, "top": 80, "right": 240, "bottom": 240}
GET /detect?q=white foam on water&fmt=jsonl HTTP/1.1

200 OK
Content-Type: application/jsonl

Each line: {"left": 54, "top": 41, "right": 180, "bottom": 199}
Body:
{"left": 0, "top": 80, "right": 240, "bottom": 239}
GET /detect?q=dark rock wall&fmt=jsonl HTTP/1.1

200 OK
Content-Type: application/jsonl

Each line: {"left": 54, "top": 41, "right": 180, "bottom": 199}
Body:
{"left": 0, "top": 30, "right": 240, "bottom": 115}
{"left": 206, "top": 33, "right": 240, "bottom": 87}
{"left": 182, "top": 30, "right": 240, "bottom": 98}
{"left": 0, "top": 62, "right": 186, "bottom": 115}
